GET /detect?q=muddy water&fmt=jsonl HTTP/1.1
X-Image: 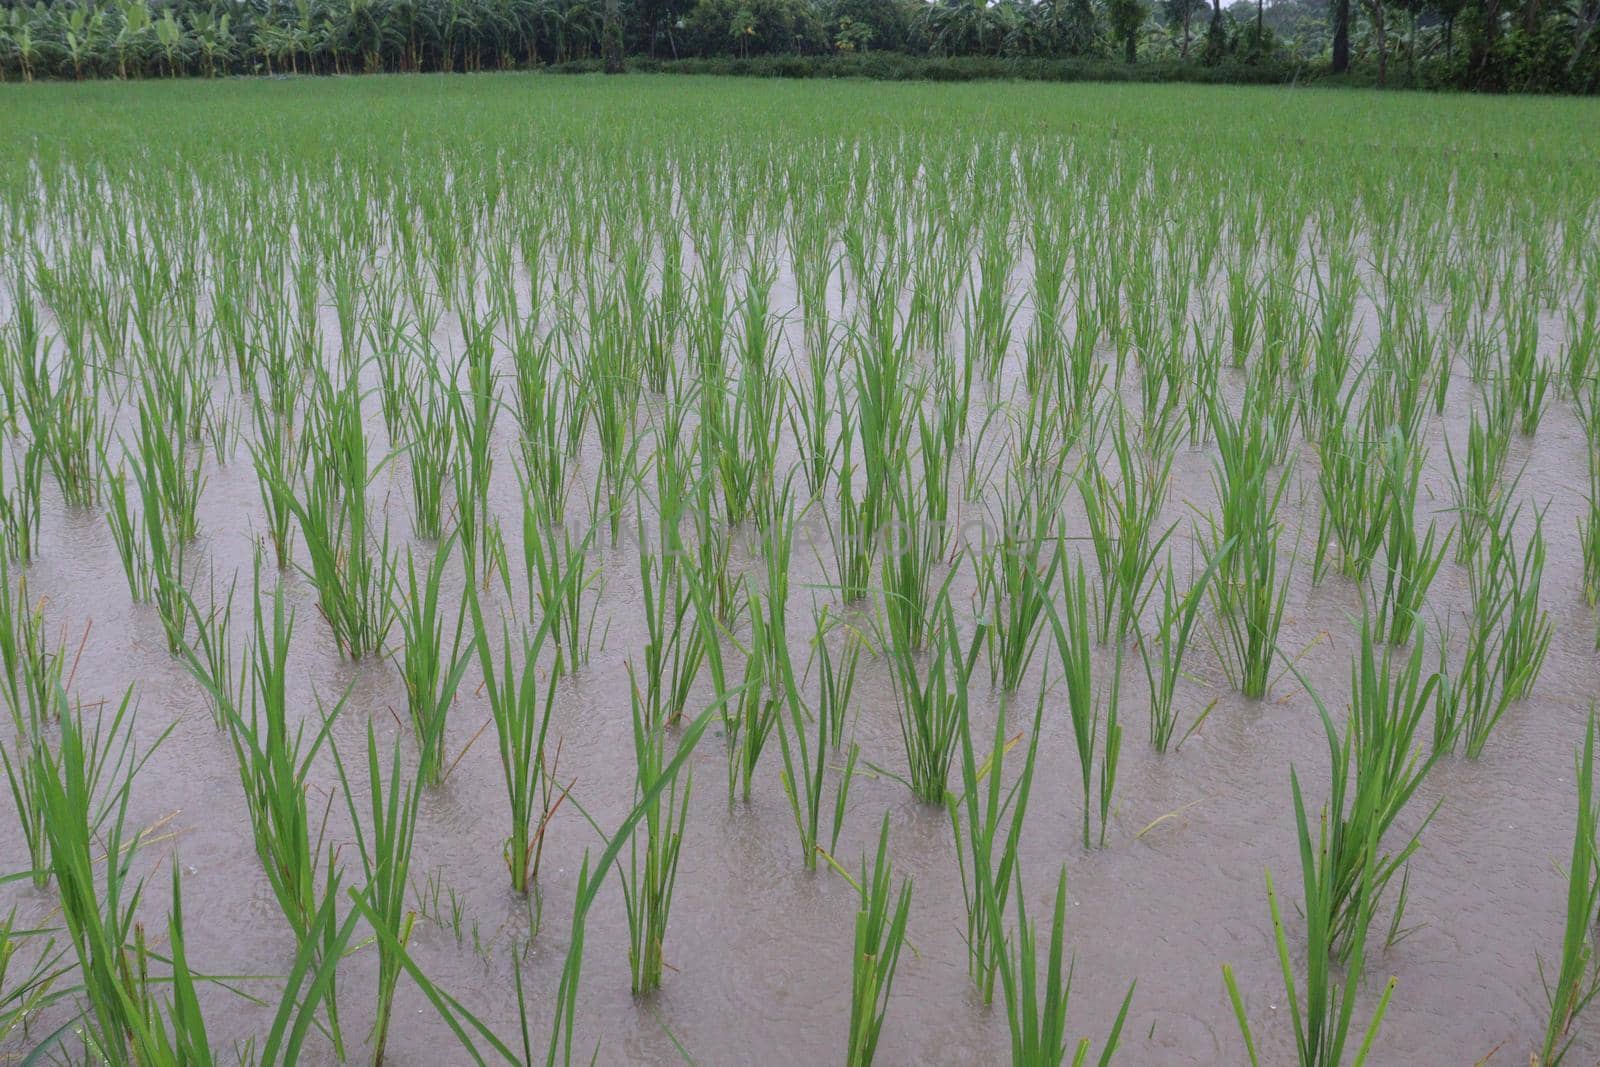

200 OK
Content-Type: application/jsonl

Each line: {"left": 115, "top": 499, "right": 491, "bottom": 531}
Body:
{"left": 2, "top": 163, "right": 1597, "bottom": 1067}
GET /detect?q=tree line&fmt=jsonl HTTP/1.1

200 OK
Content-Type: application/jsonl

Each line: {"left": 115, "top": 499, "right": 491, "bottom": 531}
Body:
{"left": 1, "top": 0, "right": 1595, "bottom": 91}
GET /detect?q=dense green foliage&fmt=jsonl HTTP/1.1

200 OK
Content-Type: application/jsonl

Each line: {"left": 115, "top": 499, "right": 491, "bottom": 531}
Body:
{"left": 0, "top": 0, "right": 1595, "bottom": 90}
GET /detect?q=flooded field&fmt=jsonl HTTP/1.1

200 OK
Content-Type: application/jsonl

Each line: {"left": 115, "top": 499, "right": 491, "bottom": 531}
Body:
{"left": 3, "top": 75, "right": 1600, "bottom": 1065}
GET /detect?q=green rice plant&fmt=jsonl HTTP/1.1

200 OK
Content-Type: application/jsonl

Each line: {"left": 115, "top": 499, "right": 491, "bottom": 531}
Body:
{"left": 273, "top": 374, "right": 396, "bottom": 659}
{"left": 1583, "top": 437, "right": 1600, "bottom": 607}
{"left": 1373, "top": 429, "right": 1450, "bottom": 646}
{"left": 1445, "top": 399, "right": 1513, "bottom": 565}
{"left": 1220, "top": 831, "right": 1396, "bottom": 1067}
{"left": 451, "top": 326, "right": 501, "bottom": 572}
{"left": 995, "top": 865, "right": 1135, "bottom": 1067}
{"left": 887, "top": 595, "right": 981, "bottom": 805}
{"left": 333, "top": 722, "right": 423, "bottom": 1067}
{"left": 881, "top": 474, "right": 943, "bottom": 656}
{"left": 1485, "top": 510, "right": 1553, "bottom": 704}
{"left": 1533, "top": 709, "right": 1600, "bottom": 1067}
{"left": 404, "top": 372, "right": 455, "bottom": 541}
{"left": 787, "top": 326, "right": 840, "bottom": 500}
{"left": 1205, "top": 491, "right": 1293, "bottom": 701}
{"left": 251, "top": 400, "right": 301, "bottom": 569}
{"left": 128, "top": 426, "right": 190, "bottom": 654}
{"left": 950, "top": 685, "right": 1043, "bottom": 1003}
{"left": 186, "top": 562, "right": 241, "bottom": 728}
{"left": 37, "top": 684, "right": 173, "bottom": 1066}
{"left": 1563, "top": 287, "right": 1599, "bottom": 400}
{"left": 1050, "top": 558, "right": 1110, "bottom": 848}
{"left": 22, "top": 347, "right": 105, "bottom": 508}
{"left": 467, "top": 585, "right": 562, "bottom": 896}
{"left": 841, "top": 814, "right": 913, "bottom": 1067}
{"left": 1299, "top": 617, "right": 1440, "bottom": 959}
{"left": 621, "top": 663, "right": 693, "bottom": 995}
{"left": 809, "top": 604, "right": 865, "bottom": 748}
{"left": 974, "top": 494, "right": 1061, "bottom": 692}
{"left": 832, "top": 419, "right": 879, "bottom": 605}
{"left": 726, "top": 602, "right": 779, "bottom": 804}
{"left": 1141, "top": 550, "right": 1223, "bottom": 752}
{"left": 105, "top": 460, "right": 153, "bottom": 601}
{"left": 133, "top": 386, "right": 205, "bottom": 544}
{"left": 520, "top": 486, "right": 599, "bottom": 675}
{"left": 1502, "top": 303, "right": 1551, "bottom": 435}
{"left": 638, "top": 523, "right": 706, "bottom": 729}
{"left": 1081, "top": 406, "right": 1175, "bottom": 643}
{"left": 773, "top": 604, "right": 858, "bottom": 868}
{"left": 1312, "top": 416, "right": 1388, "bottom": 584}
{"left": 395, "top": 534, "right": 471, "bottom": 787}
{"left": 0, "top": 444, "right": 42, "bottom": 563}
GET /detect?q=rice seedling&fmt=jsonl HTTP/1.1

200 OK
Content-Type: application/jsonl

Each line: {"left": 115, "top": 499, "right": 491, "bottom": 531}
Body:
{"left": 520, "top": 486, "right": 600, "bottom": 676}
{"left": 404, "top": 371, "right": 455, "bottom": 541}
{"left": 886, "top": 595, "right": 982, "bottom": 805}
{"left": 1141, "top": 550, "right": 1223, "bottom": 752}
{"left": 395, "top": 534, "right": 471, "bottom": 787}
{"left": 1050, "top": 558, "right": 1115, "bottom": 848}
{"left": 0, "top": 444, "right": 42, "bottom": 563}
{"left": 1532, "top": 709, "right": 1600, "bottom": 1066}
{"left": 809, "top": 604, "right": 865, "bottom": 748}
{"left": 1445, "top": 399, "right": 1514, "bottom": 565}
{"left": 950, "top": 685, "right": 1043, "bottom": 1003}
{"left": 333, "top": 722, "right": 423, "bottom": 1067}
{"left": 1081, "top": 405, "right": 1175, "bottom": 643}
{"left": 467, "top": 583, "right": 563, "bottom": 896}
{"left": 36, "top": 684, "right": 173, "bottom": 1066}
{"left": 272, "top": 372, "right": 397, "bottom": 658}
{"left": 1373, "top": 429, "right": 1450, "bottom": 646}
{"left": 995, "top": 865, "right": 1135, "bottom": 1067}
{"left": 774, "top": 611, "right": 858, "bottom": 868}
{"left": 621, "top": 663, "right": 693, "bottom": 995}
{"left": 0, "top": 885, "right": 69, "bottom": 1045}
{"left": 839, "top": 814, "right": 913, "bottom": 1067}
{"left": 1312, "top": 414, "right": 1388, "bottom": 585}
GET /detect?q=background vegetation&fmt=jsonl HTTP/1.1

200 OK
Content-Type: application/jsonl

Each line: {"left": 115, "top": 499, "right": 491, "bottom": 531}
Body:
{"left": 0, "top": 0, "right": 1595, "bottom": 92}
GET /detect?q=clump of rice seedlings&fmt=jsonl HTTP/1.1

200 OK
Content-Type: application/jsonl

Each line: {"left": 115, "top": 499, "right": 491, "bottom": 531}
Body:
{"left": 105, "top": 460, "right": 153, "bottom": 601}
{"left": 186, "top": 562, "right": 241, "bottom": 728}
{"left": 520, "top": 487, "right": 599, "bottom": 676}
{"left": 1221, "top": 831, "right": 1396, "bottom": 1067}
{"left": 887, "top": 596, "right": 981, "bottom": 805}
{"left": 772, "top": 616, "right": 857, "bottom": 870}
{"left": 974, "top": 491, "right": 1060, "bottom": 692}
{"left": 1583, "top": 434, "right": 1600, "bottom": 607}
{"left": 1081, "top": 405, "right": 1175, "bottom": 643}
{"left": 20, "top": 345, "right": 106, "bottom": 508}
{"left": 832, "top": 415, "right": 880, "bottom": 605}
{"left": 333, "top": 723, "right": 422, "bottom": 1067}
{"left": 997, "top": 865, "right": 1135, "bottom": 1067}
{"left": 1563, "top": 288, "right": 1599, "bottom": 400}
{"left": 1050, "top": 558, "right": 1118, "bottom": 848}
{"left": 1204, "top": 402, "right": 1293, "bottom": 700}
{"left": 841, "top": 814, "right": 913, "bottom": 1067}
{"left": 452, "top": 326, "right": 502, "bottom": 574}
{"left": 950, "top": 685, "right": 1042, "bottom": 1003}
{"left": 1312, "top": 415, "right": 1387, "bottom": 584}
{"left": 396, "top": 535, "right": 471, "bottom": 787}
{"left": 1502, "top": 303, "right": 1551, "bottom": 435}
{"left": 726, "top": 602, "right": 779, "bottom": 804}
{"left": 251, "top": 398, "right": 301, "bottom": 569}
{"left": 0, "top": 445, "right": 42, "bottom": 563}
{"left": 1301, "top": 616, "right": 1440, "bottom": 958}
{"left": 621, "top": 663, "right": 694, "bottom": 995}
{"left": 787, "top": 326, "right": 840, "bottom": 500}
{"left": 404, "top": 371, "right": 455, "bottom": 541}
{"left": 1445, "top": 399, "right": 1513, "bottom": 565}
{"left": 1373, "top": 430, "right": 1450, "bottom": 646}
{"left": 133, "top": 385, "right": 206, "bottom": 544}
{"left": 881, "top": 475, "right": 943, "bottom": 656}
{"left": 1141, "top": 551, "right": 1222, "bottom": 752}
{"left": 1439, "top": 504, "right": 1554, "bottom": 755}
{"left": 1533, "top": 709, "right": 1600, "bottom": 1066}
{"left": 467, "top": 587, "right": 562, "bottom": 896}
{"left": 638, "top": 524, "right": 705, "bottom": 729}
{"left": 277, "top": 372, "right": 396, "bottom": 659}
{"left": 809, "top": 604, "right": 865, "bottom": 747}
{"left": 128, "top": 432, "right": 190, "bottom": 653}
{"left": 37, "top": 685, "right": 174, "bottom": 1066}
